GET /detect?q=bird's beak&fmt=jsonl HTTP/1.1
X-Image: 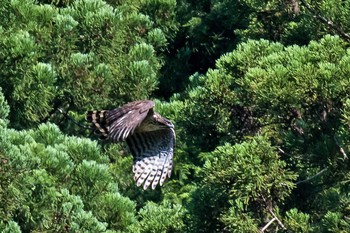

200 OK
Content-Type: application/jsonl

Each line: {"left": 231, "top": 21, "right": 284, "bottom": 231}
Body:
{"left": 164, "top": 119, "right": 174, "bottom": 128}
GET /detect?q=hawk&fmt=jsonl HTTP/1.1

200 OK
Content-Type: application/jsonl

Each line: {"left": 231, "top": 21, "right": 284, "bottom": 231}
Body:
{"left": 86, "top": 100, "right": 175, "bottom": 190}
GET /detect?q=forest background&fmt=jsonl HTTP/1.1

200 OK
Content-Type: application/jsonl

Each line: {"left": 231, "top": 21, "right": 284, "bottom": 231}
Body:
{"left": 1, "top": 0, "right": 350, "bottom": 232}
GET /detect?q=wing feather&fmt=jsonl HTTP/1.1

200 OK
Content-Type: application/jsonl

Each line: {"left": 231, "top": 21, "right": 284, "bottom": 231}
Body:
{"left": 87, "top": 100, "right": 175, "bottom": 190}
{"left": 86, "top": 100, "right": 155, "bottom": 142}
{"left": 107, "top": 100, "right": 155, "bottom": 142}
{"left": 127, "top": 128, "right": 175, "bottom": 190}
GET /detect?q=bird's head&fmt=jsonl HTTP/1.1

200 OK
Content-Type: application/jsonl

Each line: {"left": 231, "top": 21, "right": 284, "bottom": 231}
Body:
{"left": 153, "top": 112, "right": 174, "bottom": 129}
{"left": 136, "top": 111, "right": 174, "bottom": 132}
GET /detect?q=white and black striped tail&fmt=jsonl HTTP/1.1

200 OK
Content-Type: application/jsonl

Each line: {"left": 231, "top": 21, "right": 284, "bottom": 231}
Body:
{"left": 86, "top": 110, "right": 109, "bottom": 139}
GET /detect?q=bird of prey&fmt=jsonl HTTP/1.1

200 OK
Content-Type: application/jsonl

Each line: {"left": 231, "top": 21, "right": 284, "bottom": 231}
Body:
{"left": 86, "top": 100, "right": 175, "bottom": 190}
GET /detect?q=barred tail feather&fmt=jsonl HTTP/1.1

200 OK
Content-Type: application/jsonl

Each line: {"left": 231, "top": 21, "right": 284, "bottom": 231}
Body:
{"left": 86, "top": 110, "right": 109, "bottom": 139}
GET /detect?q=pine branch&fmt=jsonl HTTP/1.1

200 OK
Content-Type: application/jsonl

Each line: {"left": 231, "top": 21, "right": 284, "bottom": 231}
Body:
{"left": 333, "top": 135, "right": 348, "bottom": 160}
{"left": 260, "top": 195, "right": 286, "bottom": 232}
{"left": 268, "top": 208, "right": 285, "bottom": 230}
{"left": 295, "top": 167, "right": 328, "bottom": 185}
{"left": 289, "top": 0, "right": 300, "bottom": 15}
{"left": 299, "top": 0, "right": 350, "bottom": 41}
{"left": 260, "top": 217, "right": 276, "bottom": 232}
{"left": 57, "top": 108, "right": 90, "bottom": 129}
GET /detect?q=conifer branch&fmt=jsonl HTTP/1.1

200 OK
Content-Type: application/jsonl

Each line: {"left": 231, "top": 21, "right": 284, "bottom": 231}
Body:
{"left": 299, "top": 0, "right": 350, "bottom": 41}
{"left": 268, "top": 208, "right": 286, "bottom": 230}
{"left": 260, "top": 217, "right": 276, "bottom": 232}
{"left": 57, "top": 108, "right": 90, "bottom": 129}
{"left": 289, "top": 0, "right": 300, "bottom": 15}
{"left": 295, "top": 167, "right": 328, "bottom": 185}
{"left": 333, "top": 135, "right": 348, "bottom": 160}
{"left": 260, "top": 195, "right": 286, "bottom": 232}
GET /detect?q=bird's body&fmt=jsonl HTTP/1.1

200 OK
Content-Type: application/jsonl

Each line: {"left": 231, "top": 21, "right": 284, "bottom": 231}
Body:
{"left": 86, "top": 100, "right": 175, "bottom": 190}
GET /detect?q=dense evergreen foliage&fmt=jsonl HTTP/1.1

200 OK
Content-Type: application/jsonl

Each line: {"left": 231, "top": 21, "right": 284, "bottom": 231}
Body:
{"left": 1, "top": 0, "right": 350, "bottom": 232}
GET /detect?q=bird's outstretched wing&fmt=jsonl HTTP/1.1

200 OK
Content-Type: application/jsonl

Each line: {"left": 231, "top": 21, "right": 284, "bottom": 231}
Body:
{"left": 86, "top": 100, "right": 155, "bottom": 142}
{"left": 126, "top": 128, "right": 175, "bottom": 190}
{"left": 86, "top": 100, "right": 175, "bottom": 190}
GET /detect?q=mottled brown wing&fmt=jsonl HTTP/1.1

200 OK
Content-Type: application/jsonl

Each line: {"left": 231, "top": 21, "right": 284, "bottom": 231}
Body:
{"left": 126, "top": 128, "right": 175, "bottom": 190}
{"left": 108, "top": 100, "right": 155, "bottom": 142}
{"left": 87, "top": 100, "right": 155, "bottom": 142}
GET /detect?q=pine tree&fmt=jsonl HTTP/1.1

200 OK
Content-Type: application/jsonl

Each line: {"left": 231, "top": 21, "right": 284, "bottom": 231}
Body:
{"left": 173, "top": 35, "right": 350, "bottom": 232}
{"left": 0, "top": 0, "right": 173, "bottom": 131}
{"left": 1, "top": 1, "right": 350, "bottom": 232}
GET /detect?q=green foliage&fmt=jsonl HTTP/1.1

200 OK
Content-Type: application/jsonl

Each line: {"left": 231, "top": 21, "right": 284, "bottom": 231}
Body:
{"left": 319, "top": 211, "right": 350, "bottom": 233}
{"left": 138, "top": 201, "right": 185, "bottom": 233}
{"left": 139, "top": 0, "right": 178, "bottom": 40}
{"left": 158, "top": 0, "right": 251, "bottom": 96}
{"left": 0, "top": 122, "right": 138, "bottom": 232}
{"left": 0, "top": 0, "right": 172, "bottom": 129}
{"left": 284, "top": 208, "right": 312, "bottom": 232}
{"left": 0, "top": 221, "right": 22, "bottom": 233}
{"left": 0, "top": 87, "right": 9, "bottom": 126}
{"left": 202, "top": 137, "right": 296, "bottom": 204}
{"left": 91, "top": 192, "right": 139, "bottom": 232}
{"left": 179, "top": 35, "right": 350, "bottom": 158}
{"left": 1, "top": 0, "right": 350, "bottom": 232}
{"left": 186, "top": 137, "right": 296, "bottom": 232}
{"left": 159, "top": 0, "right": 350, "bottom": 97}
{"left": 13, "top": 63, "right": 57, "bottom": 124}
{"left": 220, "top": 206, "right": 260, "bottom": 233}
{"left": 172, "top": 34, "right": 350, "bottom": 232}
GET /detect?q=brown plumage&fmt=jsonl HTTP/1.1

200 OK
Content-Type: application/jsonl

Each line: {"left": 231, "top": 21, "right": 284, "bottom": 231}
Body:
{"left": 86, "top": 100, "right": 175, "bottom": 190}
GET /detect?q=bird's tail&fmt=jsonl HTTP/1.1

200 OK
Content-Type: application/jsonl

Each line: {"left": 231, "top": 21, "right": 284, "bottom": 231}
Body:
{"left": 86, "top": 110, "right": 109, "bottom": 139}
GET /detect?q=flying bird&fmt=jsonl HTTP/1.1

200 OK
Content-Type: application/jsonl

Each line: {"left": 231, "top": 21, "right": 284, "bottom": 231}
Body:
{"left": 86, "top": 100, "right": 175, "bottom": 190}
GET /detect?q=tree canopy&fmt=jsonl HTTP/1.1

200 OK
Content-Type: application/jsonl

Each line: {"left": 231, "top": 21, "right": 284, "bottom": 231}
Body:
{"left": 1, "top": 0, "right": 350, "bottom": 232}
